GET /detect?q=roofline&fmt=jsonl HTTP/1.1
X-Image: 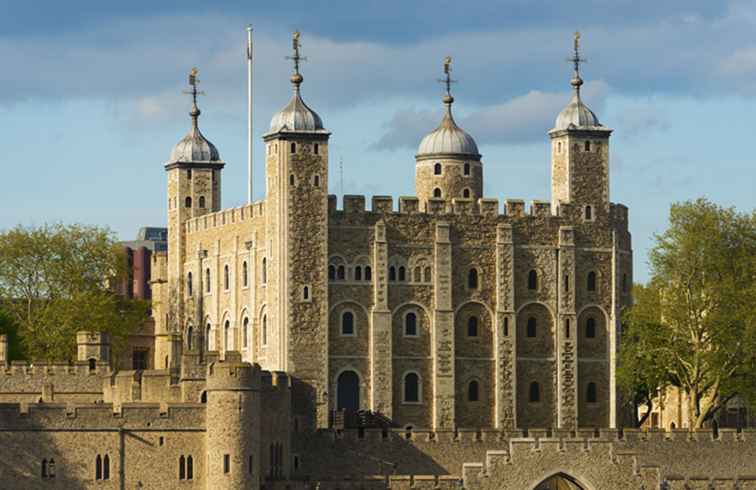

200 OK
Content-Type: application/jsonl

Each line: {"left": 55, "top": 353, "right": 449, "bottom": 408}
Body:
{"left": 164, "top": 161, "right": 226, "bottom": 171}
{"left": 415, "top": 152, "right": 482, "bottom": 161}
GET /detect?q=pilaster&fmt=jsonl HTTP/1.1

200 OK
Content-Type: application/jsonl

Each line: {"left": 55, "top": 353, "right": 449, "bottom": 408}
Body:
{"left": 557, "top": 226, "right": 577, "bottom": 429}
{"left": 610, "top": 230, "right": 620, "bottom": 428}
{"left": 433, "top": 221, "right": 454, "bottom": 430}
{"left": 370, "top": 220, "right": 392, "bottom": 418}
{"left": 495, "top": 224, "right": 516, "bottom": 429}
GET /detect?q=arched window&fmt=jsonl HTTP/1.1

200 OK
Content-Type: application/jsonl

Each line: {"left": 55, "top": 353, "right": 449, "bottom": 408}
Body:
{"left": 242, "top": 317, "right": 249, "bottom": 349}
{"left": 328, "top": 265, "right": 336, "bottom": 281}
{"left": 587, "top": 271, "right": 596, "bottom": 292}
{"left": 187, "top": 326, "right": 194, "bottom": 350}
{"left": 398, "top": 266, "right": 406, "bottom": 282}
{"left": 503, "top": 317, "right": 509, "bottom": 336}
{"left": 528, "top": 270, "right": 538, "bottom": 290}
{"left": 302, "top": 285, "right": 309, "bottom": 300}
{"left": 529, "top": 382, "right": 541, "bottom": 403}
{"left": 584, "top": 140, "right": 591, "bottom": 152}
{"left": 96, "top": 454, "right": 102, "bottom": 480}
{"left": 262, "top": 315, "right": 268, "bottom": 346}
{"left": 336, "top": 370, "right": 360, "bottom": 411}
{"left": 403, "top": 372, "right": 420, "bottom": 403}
{"left": 585, "top": 205, "right": 593, "bottom": 221}
{"left": 103, "top": 455, "right": 110, "bottom": 480}
{"left": 434, "top": 162, "right": 442, "bottom": 175}
{"left": 224, "top": 265, "right": 230, "bottom": 290}
{"left": 467, "top": 268, "right": 478, "bottom": 289}
{"left": 433, "top": 188, "right": 442, "bottom": 198}
{"left": 243, "top": 261, "right": 248, "bottom": 287}
{"left": 205, "top": 268, "right": 211, "bottom": 292}
{"left": 206, "top": 323, "right": 212, "bottom": 351}
{"left": 468, "top": 380, "right": 479, "bottom": 402}
{"left": 355, "top": 266, "right": 362, "bottom": 281}
{"left": 337, "top": 265, "right": 345, "bottom": 280}
{"left": 463, "top": 188, "right": 471, "bottom": 198}
{"left": 467, "top": 316, "right": 479, "bottom": 337}
{"left": 464, "top": 162, "right": 470, "bottom": 175}
{"left": 262, "top": 258, "right": 267, "bottom": 284}
{"left": 341, "top": 311, "right": 354, "bottom": 336}
{"left": 586, "top": 317, "right": 596, "bottom": 338}
{"left": 423, "top": 266, "right": 431, "bottom": 283}
{"left": 187, "top": 455, "right": 194, "bottom": 480}
{"left": 527, "top": 317, "right": 537, "bottom": 338}
{"left": 185, "top": 196, "right": 192, "bottom": 208}
{"left": 290, "top": 142, "right": 296, "bottom": 153}
{"left": 389, "top": 266, "right": 396, "bottom": 281}
{"left": 365, "top": 266, "right": 372, "bottom": 281}
{"left": 48, "top": 459, "right": 55, "bottom": 479}
{"left": 587, "top": 382, "right": 598, "bottom": 403}
{"left": 199, "top": 196, "right": 206, "bottom": 208}
{"left": 289, "top": 174, "right": 295, "bottom": 186}
{"left": 405, "top": 312, "right": 417, "bottom": 336}
{"left": 224, "top": 320, "right": 230, "bottom": 351}
{"left": 187, "top": 272, "right": 193, "bottom": 296}
{"left": 88, "top": 358, "right": 96, "bottom": 372}
{"left": 179, "top": 455, "right": 186, "bottom": 480}
{"left": 200, "top": 391, "right": 207, "bottom": 403}
{"left": 413, "top": 267, "right": 421, "bottom": 283}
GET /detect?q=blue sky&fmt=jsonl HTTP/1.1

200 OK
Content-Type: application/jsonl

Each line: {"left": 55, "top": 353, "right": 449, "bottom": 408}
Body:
{"left": 1, "top": 1, "right": 755, "bottom": 282}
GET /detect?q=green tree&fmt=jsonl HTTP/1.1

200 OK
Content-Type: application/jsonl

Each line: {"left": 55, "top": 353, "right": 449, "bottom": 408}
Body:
{"left": 619, "top": 199, "right": 756, "bottom": 428}
{"left": 0, "top": 224, "right": 148, "bottom": 362}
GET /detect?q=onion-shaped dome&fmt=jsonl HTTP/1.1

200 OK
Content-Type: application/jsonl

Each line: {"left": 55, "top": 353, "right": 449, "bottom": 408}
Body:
{"left": 168, "top": 105, "right": 221, "bottom": 163}
{"left": 554, "top": 94, "right": 601, "bottom": 130}
{"left": 270, "top": 76, "right": 324, "bottom": 133}
{"left": 417, "top": 95, "right": 480, "bottom": 157}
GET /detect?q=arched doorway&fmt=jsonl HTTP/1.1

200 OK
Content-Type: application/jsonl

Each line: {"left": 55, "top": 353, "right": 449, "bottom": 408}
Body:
{"left": 336, "top": 370, "right": 360, "bottom": 411}
{"left": 534, "top": 473, "right": 586, "bottom": 490}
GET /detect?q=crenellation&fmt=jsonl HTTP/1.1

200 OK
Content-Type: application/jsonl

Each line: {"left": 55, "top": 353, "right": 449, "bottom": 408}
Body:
{"left": 504, "top": 199, "right": 525, "bottom": 217}
{"left": 372, "top": 195, "right": 394, "bottom": 213}
{"left": 399, "top": 196, "right": 420, "bottom": 214}
{"left": 530, "top": 200, "right": 551, "bottom": 217}
{"left": 344, "top": 194, "right": 366, "bottom": 213}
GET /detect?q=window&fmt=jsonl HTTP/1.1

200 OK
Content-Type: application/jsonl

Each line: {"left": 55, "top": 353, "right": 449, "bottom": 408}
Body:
{"left": 389, "top": 266, "right": 396, "bottom": 281}
{"left": 403, "top": 372, "right": 420, "bottom": 403}
{"left": 185, "top": 196, "right": 192, "bottom": 208}
{"left": 585, "top": 140, "right": 591, "bottom": 152}
{"left": 585, "top": 205, "right": 593, "bottom": 221}
{"left": 224, "top": 265, "right": 230, "bottom": 290}
{"left": 262, "top": 258, "right": 267, "bottom": 284}
{"left": 337, "top": 265, "right": 345, "bottom": 280}
{"left": 41, "top": 458, "right": 56, "bottom": 479}
{"left": 302, "top": 285, "right": 310, "bottom": 301}
{"left": 467, "top": 268, "right": 479, "bottom": 289}
{"left": 199, "top": 195, "right": 206, "bottom": 208}
{"left": 187, "top": 169, "right": 192, "bottom": 179}
{"left": 132, "top": 349, "right": 147, "bottom": 370}
{"left": 206, "top": 268, "right": 211, "bottom": 293}
{"left": 262, "top": 315, "right": 268, "bottom": 346}
{"left": 526, "top": 317, "right": 537, "bottom": 338}
{"left": 463, "top": 188, "right": 471, "bottom": 198}
{"left": 187, "top": 272, "right": 193, "bottom": 296}
{"left": 341, "top": 311, "right": 355, "bottom": 336}
{"left": 289, "top": 174, "right": 295, "bottom": 186}
{"left": 206, "top": 324, "right": 212, "bottom": 351}
{"left": 328, "top": 265, "right": 336, "bottom": 281}
{"left": 529, "top": 382, "right": 541, "bottom": 403}
{"left": 586, "top": 317, "right": 596, "bottom": 338}
{"left": 423, "top": 266, "right": 431, "bottom": 283}
{"left": 433, "top": 188, "right": 442, "bottom": 198}
{"left": 587, "top": 382, "right": 598, "bottom": 403}
{"left": 355, "top": 266, "right": 362, "bottom": 281}
{"left": 413, "top": 267, "right": 421, "bottom": 283}
{"left": 468, "top": 380, "right": 479, "bottom": 402}
{"left": 223, "top": 454, "right": 230, "bottom": 474}
{"left": 467, "top": 316, "right": 479, "bottom": 337}
{"left": 528, "top": 270, "right": 538, "bottom": 290}
{"left": 313, "top": 174, "right": 321, "bottom": 187}
{"left": 96, "top": 455, "right": 102, "bottom": 480}
{"left": 224, "top": 320, "right": 230, "bottom": 351}
{"left": 557, "top": 141, "right": 562, "bottom": 153}
{"left": 398, "top": 266, "right": 406, "bottom": 282}
{"left": 249, "top": 454, "right": 254, "bottom": 475}
{"left": 242, "top": 317, "right": 249, "bottom": 349}
{"left": 365, "top": 266, "right": 372, "bottom": 281}
{"left": 243, "top": 261, "right": 248, "bottom": 287}
{"left": 464, "top": 162, "right": 470, "bottom": 175}
{"left": 187, "top": 455, "right": 194, "bottom": 480}
{"left": 434, "top": 162, "right": 442, "bottom": 175}
{"left": 565, "top": 319, "right": 570, "bottom": 339}
{"left": 622, "top": 273, "right": 628, "bottom": 293}
{"left": 89, "top": 358, "right": 96, "bottom": 372}
{"left": 290, "top": 142, "right": 296, "bottom": 154}
{"left": 503, "top": 317, "right": 509, "bottom": 336}
{"left": 312, "top": 143, "right": 319, "bottom": 155}
{"left": 587, "top": 271, "right": 596, "bottom": 292}
{"left": 187, "top": 326, "right": 194, "bottom": 350}
{"left": 404, "top": 312, "right": 417, "bottom": 336}
{"left": 564, "top": 274, "right": 569, "bottom": 292}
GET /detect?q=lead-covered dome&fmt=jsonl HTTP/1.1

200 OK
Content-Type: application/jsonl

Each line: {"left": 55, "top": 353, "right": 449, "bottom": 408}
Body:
{"left": 269, "top": 83, "right": 324, "bottom": 133}
{"left": 554, "top": 93, "right": 602, "bottom": 131}
{"left": 417, "top": 95, "right": 480, "bottom": 157}
{"left": 168, "top": 105, "right": 221, "bottom": 163}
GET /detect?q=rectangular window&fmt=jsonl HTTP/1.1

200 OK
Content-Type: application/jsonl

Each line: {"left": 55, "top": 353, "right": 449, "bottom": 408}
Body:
{"left": 249, "top": 455, "right": 253, "bottom": 475}
{"left": 223, "top": 454, "right": 230, "bottom": 474}
{"left": 132, "top": 349, "right": 148, "bottom": 370}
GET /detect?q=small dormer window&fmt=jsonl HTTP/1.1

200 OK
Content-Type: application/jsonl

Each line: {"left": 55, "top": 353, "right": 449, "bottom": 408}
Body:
{"left": 434, "top": 163, "right": 442, "bottom": 175}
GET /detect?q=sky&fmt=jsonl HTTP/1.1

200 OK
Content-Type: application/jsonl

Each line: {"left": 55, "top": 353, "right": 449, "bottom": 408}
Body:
{"left": 1, "top": 1, "right": 755, "bottom": 283}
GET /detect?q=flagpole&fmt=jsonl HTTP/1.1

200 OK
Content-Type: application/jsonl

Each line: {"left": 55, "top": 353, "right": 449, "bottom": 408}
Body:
{"left": 246, "top": 25, "right": 253, "bottom": 205}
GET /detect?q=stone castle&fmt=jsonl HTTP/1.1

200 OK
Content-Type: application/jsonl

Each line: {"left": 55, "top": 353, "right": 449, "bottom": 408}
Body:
{"left": 1, "top": 33, "right": 755, "bottom": 489}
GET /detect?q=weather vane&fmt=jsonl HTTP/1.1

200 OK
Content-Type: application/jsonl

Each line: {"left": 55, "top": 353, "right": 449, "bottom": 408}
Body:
{"left": 568, "top": 31, "right": 586, "bottom": 76}
{"left": 286, "top": 30, "right": 307, "bottom": 76}
{"left": 183, "top": 67, "right": 205, "bottom": 107}
{"left": 438, "top": 55, "right": 456, "bottom": 97}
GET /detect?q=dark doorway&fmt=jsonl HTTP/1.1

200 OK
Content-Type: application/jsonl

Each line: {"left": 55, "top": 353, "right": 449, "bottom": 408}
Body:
{"left": 337, "top": 371, "right": 360, "bottom": 411}
{"left": 534, "top": 473, "right": 586, "bottom": 490}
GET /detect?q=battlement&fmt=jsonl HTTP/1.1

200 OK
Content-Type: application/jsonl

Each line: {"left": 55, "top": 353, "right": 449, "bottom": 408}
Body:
{"left": 327, "top": 194, "right": 563, "bottom": 220}
{"left": 2, "top": 360, "right": 111, "bottom": 378}
{"left": 185, "top": 200, "right": 265, "bottom": 234}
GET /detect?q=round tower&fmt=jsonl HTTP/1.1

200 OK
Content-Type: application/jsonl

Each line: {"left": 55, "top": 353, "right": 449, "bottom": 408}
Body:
{"left": 206, "top": 359, "right": 261, "bottom": 489}
{"left": 415, "top": 56, "right": 482, "bottom": 209}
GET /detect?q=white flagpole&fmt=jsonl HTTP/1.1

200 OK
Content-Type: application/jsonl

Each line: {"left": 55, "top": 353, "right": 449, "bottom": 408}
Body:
{"left": 246, "top": 25, "right": 253, "bottom": 205}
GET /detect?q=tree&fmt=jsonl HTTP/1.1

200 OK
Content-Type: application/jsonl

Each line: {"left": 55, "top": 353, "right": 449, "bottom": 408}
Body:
{"left": 0, "top": 224, "right": 148, "bottom": 362}
{"left": 619, "top": 199, "right": 756, "bottom": 428}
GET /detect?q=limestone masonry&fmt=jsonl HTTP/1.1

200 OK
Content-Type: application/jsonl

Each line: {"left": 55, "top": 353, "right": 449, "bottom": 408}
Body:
{"left": 1, "top": 34, "right": 754, "bottom": 489}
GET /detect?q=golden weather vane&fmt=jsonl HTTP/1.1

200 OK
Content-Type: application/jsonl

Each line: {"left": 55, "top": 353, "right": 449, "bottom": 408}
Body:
{"left": 439, "top": 55, "right": 456, "bottom": 97}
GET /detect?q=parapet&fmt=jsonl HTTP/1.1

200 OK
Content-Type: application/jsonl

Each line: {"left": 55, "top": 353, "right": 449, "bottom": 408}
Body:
{"left": 185, "top": 200, "right": 265, "bottom": 233}
{"left": 206, "top": 358, "right": 260, "bottom": 391}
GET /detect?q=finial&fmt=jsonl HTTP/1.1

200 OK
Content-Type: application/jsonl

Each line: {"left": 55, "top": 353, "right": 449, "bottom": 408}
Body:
{"left": 438, "top": 55, "right": 456, "bottom": 106}
{"left": 183, "top": 67, "right": 206, "bottom": 130}
{"left": 567, "top": 31, "right": 586, "bottom": 97}
{"left": 286, "top": 30, "right": 307, "bottom": 90}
